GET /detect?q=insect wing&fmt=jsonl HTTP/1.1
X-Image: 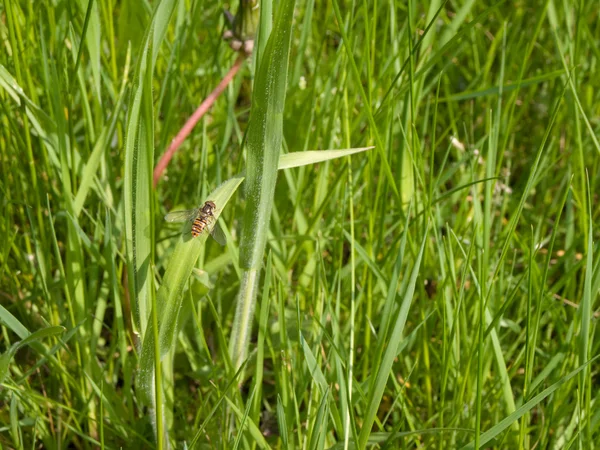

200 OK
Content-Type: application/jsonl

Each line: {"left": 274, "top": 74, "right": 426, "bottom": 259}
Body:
{"left": 209, "top": 221, "right": 227, "bottom": 246}
{"left": 164, "top": 209, "right": 198, "bottom": 223}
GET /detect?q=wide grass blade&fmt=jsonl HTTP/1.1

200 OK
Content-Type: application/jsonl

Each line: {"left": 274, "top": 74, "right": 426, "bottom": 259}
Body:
{"left": 238, "top": 0, "right": 296, "bottom": 271}
{"left": 138, "top": 143, "right": 373, "bottom": 401}
{"left": 5, "top": 1, "right": 599, "bottom": 447}
{"left": 123, "top": 0, "right": 177, "bottom": 337}
{"left": 231, "top": 0, "right": 297, "bottom": 369}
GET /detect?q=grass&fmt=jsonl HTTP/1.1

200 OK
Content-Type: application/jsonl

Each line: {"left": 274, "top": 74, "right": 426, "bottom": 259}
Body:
{"left": 1, "top": 0, "right": 599, "bottom": 449}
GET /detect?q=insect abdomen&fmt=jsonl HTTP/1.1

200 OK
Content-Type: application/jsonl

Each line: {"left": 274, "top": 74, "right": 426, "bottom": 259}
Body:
{"left": 191, "top": 216, "right": 210, "bottom": 237}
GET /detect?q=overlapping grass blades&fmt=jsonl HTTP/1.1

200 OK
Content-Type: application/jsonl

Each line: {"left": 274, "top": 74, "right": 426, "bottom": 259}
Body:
{"left": 460, "top": 355, "right": 600, "bottom": 449}
{"left": 0, "top": 325, "right": 65, "bottom": 384}
{"left": 138, "top": 147, "right": 372, "bottom": 402}
{"left": 137, "top": 176, "right": 243, "bottom": 404}
{"left": 358, "top": 229, "right": 429, "bottom": 449}
{"left": 5, "top": 0, "right": 599, "bottom": 447}
{"left": 138, "top": 147, "right": 371, "bottom": 441}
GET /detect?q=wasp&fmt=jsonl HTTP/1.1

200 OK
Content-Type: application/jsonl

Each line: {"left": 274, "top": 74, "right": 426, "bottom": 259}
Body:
{"left": 164, "top": 200, "right": 226, "bottom": 245}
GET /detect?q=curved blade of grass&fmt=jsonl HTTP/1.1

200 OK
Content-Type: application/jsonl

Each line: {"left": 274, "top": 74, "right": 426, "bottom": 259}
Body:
{"left": 441, "top": 70, "right": 563, "bottom": 102}
{"left": 225, "top": 396, "right": 271, "bottom": 449}
{"left": 0, "top": 304, "right": 33, "bottom": 341}
{"left": 0, "top": 64, "right": 59, "bottom": 165}
{"left": 136, "top": 142, "right": 368, "bottom": 402}
{"left": 122, "top": 2, "right": 178, "bottom": 445}
{"left": 137, "top": 176, "right": 243, "bottom": 404}
{"left": 189, "top": 363, "right": 247, "bottom": 448}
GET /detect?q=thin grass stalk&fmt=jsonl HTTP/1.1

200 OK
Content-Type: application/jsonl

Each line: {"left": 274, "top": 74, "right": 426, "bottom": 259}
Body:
{"left": 579, "top": 178, "right": 593, "bottom": 443}
{"left": 151, "top": 280, "right": 164, "bottom": 450}
{"left": 341, "top": 83, "right": 355, "bottom": 450}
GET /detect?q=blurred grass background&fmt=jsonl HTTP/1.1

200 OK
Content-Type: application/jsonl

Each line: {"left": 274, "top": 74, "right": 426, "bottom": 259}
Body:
{"left": 1, "top": 0, "right": 599, "bottom": 448}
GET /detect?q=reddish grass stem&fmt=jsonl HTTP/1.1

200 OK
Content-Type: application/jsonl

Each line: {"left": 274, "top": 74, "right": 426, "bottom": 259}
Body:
{"left": 153, "top": 54, "right": 247, "bottom": 187}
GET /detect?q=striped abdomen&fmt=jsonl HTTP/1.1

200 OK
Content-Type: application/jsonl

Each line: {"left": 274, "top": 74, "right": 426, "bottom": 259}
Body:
{"left": 191, "top": 215, "right": 211, "bottom": 238}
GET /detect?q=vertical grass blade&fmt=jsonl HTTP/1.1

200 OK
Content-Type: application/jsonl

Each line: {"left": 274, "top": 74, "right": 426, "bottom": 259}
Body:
{"left": 578, "top": 181, "right": 594, "bottom": 442}
{"left": 230, "top": 0, "right": 296, "bottom": 369}
{"left": 122, "top": 0, "right": 177, "bottom": 446}
{"left": 75, "top": 0, "right": 101, "bottom": 103}
{"left": 238, "top": 0, "right": 296, "bottom": 270}
{"left": 123, "top": 0, "right": 177, "bottom": 336}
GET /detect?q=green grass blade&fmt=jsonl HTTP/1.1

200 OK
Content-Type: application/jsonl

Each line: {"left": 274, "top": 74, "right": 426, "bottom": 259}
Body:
{"left": 239, "top": 0, "right": 296, "bottom": 270}
{"left": 277, "top": 394, "right": 289, "bottom": 448}
{"left": 552, "top": 30, "right": 600, "bottom": 156}
{"left": 358, "top": 228, "right": 429, "bottom": 448}
{"left": 123, "top": 0, "right": 177, "bottom": 335}
{"left": 0, "top": 304, "right": 33, "bottom": 341}
{"left": 578, "top": 181, "right": 594, "bottom": 441}
{"left": 121, "top": 2, "right": 177, "bottom": 446}
{"left": 250, "top": 252, "right": 273, "bottom": 423}
{"left": 308, "top": 387, "right": 330, "bottom": 450}
{"left": 277, "top": 147, "right": 373, "bottom": 170}
{"left": 225, "top": 396, "right": 271, "bottom": 449}
{"left": 231, "top": 0, "right": 296, "bottom": 370}
{"left": 73, "top": 45, "right": 131, "bottom": 216}
{"left": 74, "top": 0, "right": 101, "bottom": 102}
{"left": 4, "top": 1, "right": 600, "bottom": 447}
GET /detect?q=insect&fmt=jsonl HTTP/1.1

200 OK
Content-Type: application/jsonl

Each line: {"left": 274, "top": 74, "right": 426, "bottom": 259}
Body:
{"left": 164, "top": 200, "right": 226, "bottom": 245}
